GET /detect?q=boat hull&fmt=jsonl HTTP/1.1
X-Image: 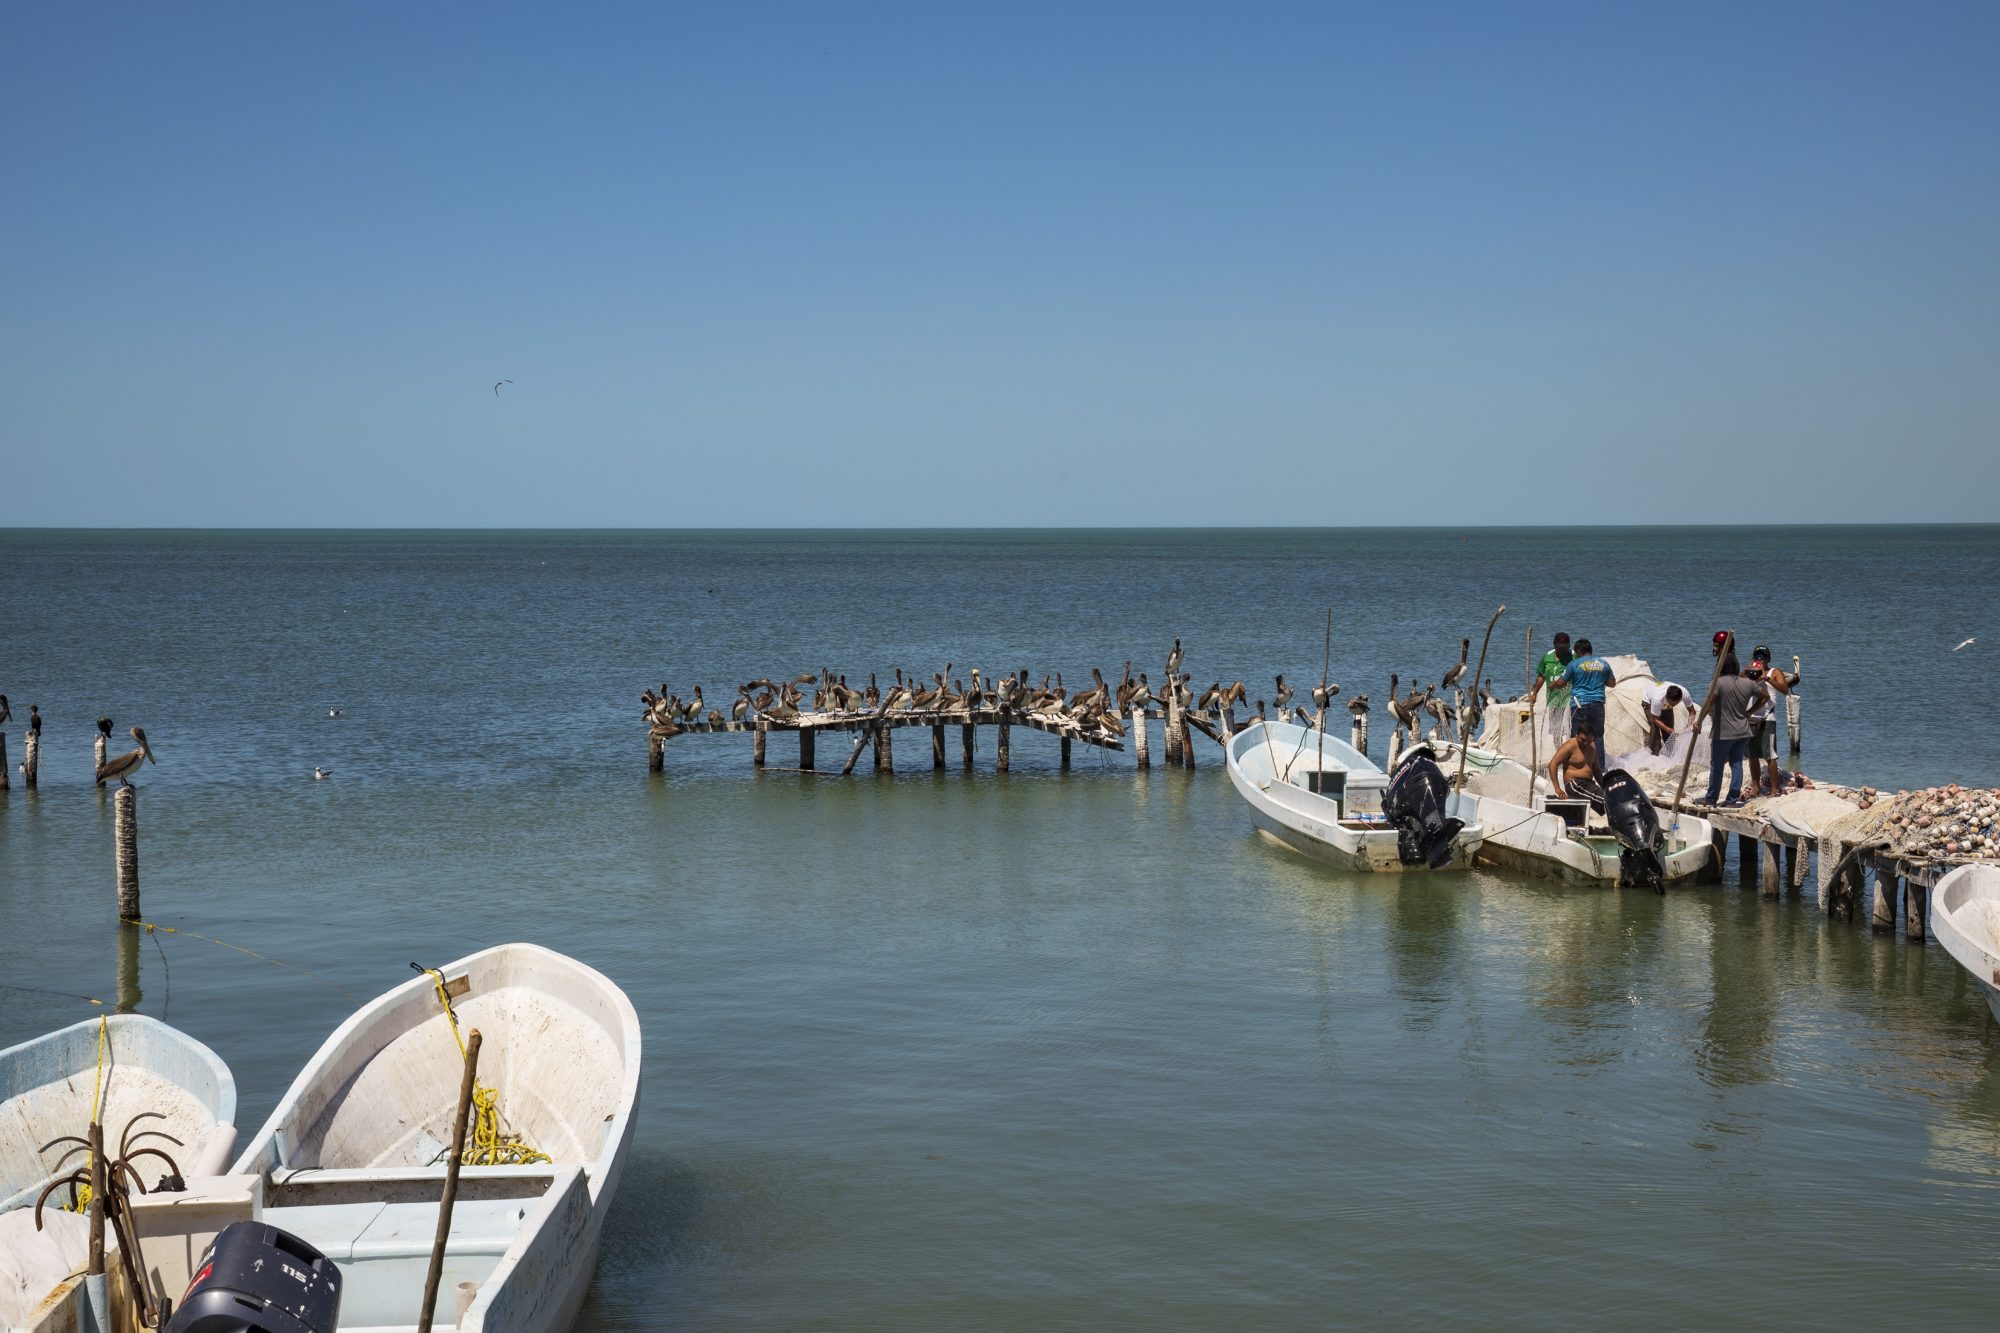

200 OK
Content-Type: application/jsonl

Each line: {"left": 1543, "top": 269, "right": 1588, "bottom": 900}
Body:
{"left": 1933, "top": 864, "right": 2000, "bottom": 1024}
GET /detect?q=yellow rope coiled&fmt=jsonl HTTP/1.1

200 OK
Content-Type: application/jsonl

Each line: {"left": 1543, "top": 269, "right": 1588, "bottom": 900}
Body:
{"left": 66, "top": 1016, "right": 109, "bottom": 1214}
{"left": 424, "top": 968, "right": 550, "bottom": 1167}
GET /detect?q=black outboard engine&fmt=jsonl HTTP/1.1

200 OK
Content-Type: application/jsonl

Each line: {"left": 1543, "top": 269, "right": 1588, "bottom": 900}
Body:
{"left": 165, "top": 1221, "right": 341, "bottom": 1333}
{"left": 1600, "top": 767, "right": 1666, "bottom": 893}
{"left": 1384, "top": 744, "right": 1464, "bottom": 869}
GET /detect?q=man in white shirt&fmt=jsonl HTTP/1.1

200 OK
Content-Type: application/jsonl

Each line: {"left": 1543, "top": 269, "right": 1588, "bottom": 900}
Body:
{"left": 1642, "top": 682, "right": 1688, "bottom": 756}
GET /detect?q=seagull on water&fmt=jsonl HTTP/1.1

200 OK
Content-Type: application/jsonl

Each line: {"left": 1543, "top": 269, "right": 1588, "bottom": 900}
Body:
{"left": 314, "top": 767, "right": 332, "bottom": 780}
{"left": 327, "top": 708, "right": 342, "bottom": 718}
{"left": 1953, "top": 638, "right": 1975, "bottom": 652}
{"left": 494, "top": 379, "right": 513, "bottom": 396}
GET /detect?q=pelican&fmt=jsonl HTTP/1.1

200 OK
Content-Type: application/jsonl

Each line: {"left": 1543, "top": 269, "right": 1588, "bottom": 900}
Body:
{"left": 732, "top": 691, "right": 751, "bottom": 725}
{"left": 1309, "top": 681, "right": 1340, "bottom": 711}
{"left": 96, "top": 727, "right": 155, "bottom": 787}
{"left": 1166, "top": 638, "right": 1183, "bottom": 676}
{"left": 1273, "top": 675, "right": 1293, "bottom": 713}
{"left": 1440, "top": 638, "right": 1470, "bottom": 691}
{"left": 314, "top": 767, "right": 332, "bottom": 780}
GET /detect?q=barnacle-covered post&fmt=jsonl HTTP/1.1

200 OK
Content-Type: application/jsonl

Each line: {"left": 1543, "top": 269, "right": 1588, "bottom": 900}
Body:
{"left": 115, "top": 786, "right": 141, "bottom": 921}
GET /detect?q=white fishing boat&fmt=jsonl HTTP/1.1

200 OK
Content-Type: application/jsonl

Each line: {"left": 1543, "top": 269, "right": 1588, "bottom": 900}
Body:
{"left": 1440, "top": 743, "right": 1716, "bottom": 888}
{"left": 1225, "top": 721, "right": 1483, "bottom": 872}
{"left": 217, "top": 944, "right": 641, "bottom": 1333}
{"left": 1933, "top": 864, "right": 2000, "bottom": 1024}
{"left": 0, "top": 1014, "right": 237, "bottom": 1333}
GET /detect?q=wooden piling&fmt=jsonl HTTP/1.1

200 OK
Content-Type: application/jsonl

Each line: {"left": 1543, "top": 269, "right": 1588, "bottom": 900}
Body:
{"left": 1060, "top": 734, "right": 1072, "bottom": 769}
{"left": 1904, "top": 877, "right": 1927, "bottom": 942}
{"left": 114, "top": 786, "right": 140, "bottom": 921}
{"left": 1704, "top": 829, "right": 1728, "bottom": 885}
{"left": 798, "top": 728, "right": 815, "bottom": 772}
{"left": 873, "top": 722, "right": 892, "bottom": 773}
{"left": 1736, "top": 833, "right": 1758, "bottom": 884}
{"left": 648, "top": 731, "right": 665, "bottom": 773}
{"left": 960, "top": 723, "right": 974, "bottom": 770}
{"left": 1131, "top": 707, "right": 1149, "bottom": 769}
{"left": 932, "top": 723, "right": 946, "bottom": 770}
{"left": 1783, "top": 842, "right": 1798, "bottom": 890}
{"left": 1164, "top": 693, "right": 1183, "bottom": 765}
{"left": 1835, "top": 860, "right": 1864, "bottom": 920}
{"left": 997, "top": 715, "right": 1010, "bottom": 772}
{"left": 116, "top": 923, "right": 141, "bottom": 1013}
{"left": 1872, "top": 869, "right": 1897, "bottom": 932}
{"left": 1351, "top": 709, "right": 1367, "bottom": 758}
{"left": 1759, "top": 839, "right": 1780, "bottom": 900}
{"left": 21, "top": 732, "right": 37, "bottom": 787}
{"left": 753, "top": 720, "right": 767, "bottom": 767}
{"left": 0, "top": 732, "right": 7, "bottom": 791}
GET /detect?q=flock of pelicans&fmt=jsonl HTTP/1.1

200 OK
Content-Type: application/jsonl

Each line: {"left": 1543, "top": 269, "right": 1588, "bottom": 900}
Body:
{"left": 641, "top": 638, "right": 1506, "bottom": 748}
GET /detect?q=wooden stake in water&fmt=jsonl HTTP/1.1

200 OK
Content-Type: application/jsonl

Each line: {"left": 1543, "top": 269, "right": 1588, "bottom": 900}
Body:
{"left": 114, "top": 786, "right": 140, "bottom": 921}
{"left": 0, "top": 732, "right": 8, "bottom": 791}
{"left": 1524, "top": 623, "right": 1540, "bottom": 808}
{"left": 419, "top": 1028, "right": 481, "bottom": 1333}
{"left": 21, "top": 731, "right": 38, "bottom": 787}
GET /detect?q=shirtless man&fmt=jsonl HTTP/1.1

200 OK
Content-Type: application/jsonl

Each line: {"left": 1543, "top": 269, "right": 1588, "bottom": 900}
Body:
{"left": 1546, "top": 733, "right": 1596, "bottom": 799}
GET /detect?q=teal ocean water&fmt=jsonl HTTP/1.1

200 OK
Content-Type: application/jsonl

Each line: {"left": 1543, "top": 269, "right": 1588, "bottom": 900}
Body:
{"left": 2, "top": 527, "right": 1998, "bottom": 1329}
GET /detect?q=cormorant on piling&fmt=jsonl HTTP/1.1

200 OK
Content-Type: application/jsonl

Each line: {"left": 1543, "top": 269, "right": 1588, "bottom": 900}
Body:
{"left": 98, "top": 717, "right": 114, "bottom": 738}
{"left": 27, "top": 706, "right": 41, "bottom": 736}
{"left": 96, "top": 727, "right": 155, "bottom": 787}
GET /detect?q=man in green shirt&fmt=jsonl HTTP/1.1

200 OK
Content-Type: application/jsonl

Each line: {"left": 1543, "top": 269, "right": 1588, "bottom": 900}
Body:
{"left": 1529, "top": 632, "right": 1573, "bottom": 742}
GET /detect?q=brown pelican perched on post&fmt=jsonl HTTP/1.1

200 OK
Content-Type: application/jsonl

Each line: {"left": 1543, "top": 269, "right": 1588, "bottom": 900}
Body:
{"left": 96, "top": 727, "right": 155, "bottom": 787}
{"left": 1440, "top": 638, "right": 1470, "bottom": 692}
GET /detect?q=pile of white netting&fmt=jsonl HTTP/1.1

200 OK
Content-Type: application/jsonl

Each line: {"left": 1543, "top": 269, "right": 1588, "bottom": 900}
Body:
{"left": 1474, "top": 655, "right": 1712, "bottom": 780}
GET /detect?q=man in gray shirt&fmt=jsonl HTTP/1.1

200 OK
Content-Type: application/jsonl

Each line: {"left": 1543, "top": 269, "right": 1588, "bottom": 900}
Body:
{"left": 1699, "top": 655, "right": 1759, "bottom": 806}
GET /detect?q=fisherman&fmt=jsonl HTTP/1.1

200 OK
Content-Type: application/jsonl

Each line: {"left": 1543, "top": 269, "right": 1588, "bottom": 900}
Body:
{"left": 1642, "top": 682, "right": 1688, "bottom": 756}
{"left": 1545, "top": 731, "right": 1596, "bottom": 799}
{"left": 1529, "top": 632, "right": 1574, "bottom": 746}
{"left": 1743, "top": 646, "right": 1799, "bottom": 797}
{"left": 1698, "top": 653, "right": 1759, "bottom": 807}
{"left": 1557, "top": 638, "right": 1615, "bottom": 776}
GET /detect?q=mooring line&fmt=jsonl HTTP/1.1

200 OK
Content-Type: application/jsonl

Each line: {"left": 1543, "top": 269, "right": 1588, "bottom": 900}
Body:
{"left": 138, "top": 920, "right": 357, "bottom": 1002}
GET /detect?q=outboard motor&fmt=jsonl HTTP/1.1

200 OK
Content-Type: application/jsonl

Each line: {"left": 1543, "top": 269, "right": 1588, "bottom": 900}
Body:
{"left": 1600, "top": 767, "right": 1666, "bottom": 893}
{"left": 1384, "top": 744, "right": 1464, "bottom": 869}
{"left": 165, "top": 1221, "right": 340, "bottom": 1333}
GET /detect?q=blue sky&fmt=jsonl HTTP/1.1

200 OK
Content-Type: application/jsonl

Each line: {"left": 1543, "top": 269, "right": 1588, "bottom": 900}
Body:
{"left": 4, "top": 2, "right": 1996, "bottom": 526}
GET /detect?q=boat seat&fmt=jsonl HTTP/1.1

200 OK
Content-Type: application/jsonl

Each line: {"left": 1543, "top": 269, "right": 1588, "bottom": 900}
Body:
{"left": 263, "top": 1197, "right": 524, "bottom": 1263}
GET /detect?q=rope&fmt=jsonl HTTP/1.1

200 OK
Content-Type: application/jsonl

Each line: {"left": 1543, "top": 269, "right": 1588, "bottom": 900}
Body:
{"left": 65, "top": 1016, "right": 109, "bottom": 1214}
{"left": 139, "top": 921, "right": 356, "bottom": 1003}
{"left": 420, "top": 966, "right": 550, "bottom": 1167}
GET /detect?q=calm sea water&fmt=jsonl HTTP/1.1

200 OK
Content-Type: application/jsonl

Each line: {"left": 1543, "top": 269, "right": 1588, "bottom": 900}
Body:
{"left": 2, "top": 527, "right": 1998, "bottom": 1329}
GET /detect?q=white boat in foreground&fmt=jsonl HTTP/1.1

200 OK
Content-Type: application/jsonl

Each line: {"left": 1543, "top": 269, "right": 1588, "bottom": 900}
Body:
{"left": 1226, "top": 721, "right": 1483, "bottom": 872}
{"left": 1933, "top": 864, "right": 2000, "bottom": 1024}
{"left": 0, "top": 1014, "right": 237, "bottom": 1333}
{"left": 214, "top": 944, "right": 640, "bottom": 1333}
{"left": 1437, "top": 743, "right": 1716, "bottom": 888}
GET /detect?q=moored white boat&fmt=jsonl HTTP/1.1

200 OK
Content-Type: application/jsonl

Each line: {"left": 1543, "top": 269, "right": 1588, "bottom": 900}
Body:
{"left": 1933, "top": 864, "right": 2000, "bottom": 1024}
{"left": 1437, "top": 742, "right": 1716, "bottom": 887}
{"left": 223, "top": 944, "right": 641, "bottom": 1333}
{"left": 0, "top": 1014, "right": 237, "bottom": 1332}
{"left": 1226, "top": 720, "right": 1482, "bottom": 872}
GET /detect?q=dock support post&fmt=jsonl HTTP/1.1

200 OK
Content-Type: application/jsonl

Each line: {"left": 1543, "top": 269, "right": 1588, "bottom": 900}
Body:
{"left": 1904, "top": 877, "right": 1927, "bottom": 942}
{"left": 1351, "top": 708, "right": 1368, "bottom": 758}
{"left": 648, "top": 732, "right": 665, "bottom": 773}
{"left": 873, "top": 722, "right": 892, "bottom": 773}
{"left": 799, "top": 728, "right": 815, "bottom": 772}
{"left": 0, "top": 733, "right": 7, "bottom": 790}
{"left": 1834, "top": 861, "right": 1863, "bottom": 919}
{"left": 1705, "top": 829, "right": 1727, "bottom": 884}
{"left": 1872, "top": 868, "right": 1897, "bottom": 932}
{"left": 753, "top": 720, "right": 767, "bottom": 767}
{"left": 21, "top": 732, "right": 37, "bottom": 787}
{"left": 1736, "top": 833, "right": 1758, "bottom": 884}
{"left": 1060, "top": 734, "right": 1072, "bottom": 769}
{"left": 114, "top": 785, "right": 140, "bottom": 921}
{"left": 1132, "top": 708, "right": 1149, "bottom": 769}
{"left": 931, "top": 723, "right": 946, "bottom": 770}
{"left": 1783, "top": 842, "right": 1798, "bottom": 891}
{"left": 996, "top": 715, "right": 1010, "bottom": 772}
{"left": 1759, "top": 840, "right": 1780, "bottom": 900}
{"left": 960, "top": 723, "right": 974, "bottom": 770}
{"left": 1165, "top": 695, "right": 1183, "bottom": 766}
{"left": 1180, "top": 708, "right": 1195, "bottom": 769}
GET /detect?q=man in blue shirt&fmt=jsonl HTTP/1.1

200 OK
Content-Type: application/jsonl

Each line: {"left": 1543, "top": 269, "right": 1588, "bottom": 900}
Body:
{"left": 1559, "top": 638, "right": 1616, "bottom": 776}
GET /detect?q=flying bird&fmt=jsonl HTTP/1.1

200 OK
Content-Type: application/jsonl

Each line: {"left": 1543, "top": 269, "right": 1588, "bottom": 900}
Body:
{"left": 493, "top": 379, "right": 513, "bottom": 396}
{"left": 1953, "top": 638, "right": 1975, "bottom": 652}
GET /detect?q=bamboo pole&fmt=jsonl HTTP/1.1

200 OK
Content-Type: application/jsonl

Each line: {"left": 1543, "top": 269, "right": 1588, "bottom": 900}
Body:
{"left": 1453, "top": 606, "right": 1505, "bottom": 793}
{"left": 419, "top": 1029, "right": 482, "bottom": 1333}
{"left": 1524, "top": 624, "right": 1540, "bottom": 808}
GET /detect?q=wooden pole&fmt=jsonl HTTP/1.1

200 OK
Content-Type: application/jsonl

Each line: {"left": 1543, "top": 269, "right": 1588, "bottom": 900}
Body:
{"left": 1350, "top": 704, "right": 1367, "bottom": 758}
{"left": 1759, "top": 839, "right": 1781, "bottom": 900}
{"left": 0, "top": 732, "right": 7, "bottom": 790}
{"left": 1705, "top": 829, "right": 1727, "bottom": 884}
{"left": 960, "top": 722, "right": 974, "bottom": 770}
{"left": 753, "top": 720, "right": 767, "bottom": 767}
{"left": 1180, "top": 708, "right": 1195, "bottom": 768}
{"left": 873, "top": 721, "right": 892, "bottom": 773}
{"left": 117, "top": 923, "right": 141, "bottom": 1013}
{"left": 647, "top": 732, "right": 664, "bottom": 773}
{"left": 1060, "top": 734, "right": 1072, "bottom": 769}
{"left": 114, "top": 785, "right": 140, "bottom": 921}
{"left": 1787, "top": 655, "right": 1802, "bottom": 754}
{"left": 1454, "top": 606, "right": 1505, "bottom": 793}
{"left": 419, "top": 1029, "right": 482, "bottom": 1333}
{"left": 1164, "top": 690, "right": 1183, "bottom": 765}
{"left": 87, "top": 1121, "right": 105, "bottom": 1277}
{"left": 1737, "top": 833, "right": 1758, "bottom": 885}
{"left": 1132, "top": 706, "right": 1149, "bottom": 769}
{"left": 21, "top": 731, "right": 38, "bottom": 787}
{"left": 1673, "top": 629, "right": 1734, "bottom": 814}
{"left": 997, "top": 714, "right": 1010, "bottom": 772}
{"left": 798, "top": 728, "right": 815, "bottom": 772}
{"left": 95, "top": 733, "right": 108, "bottom": 773}
{"left": 1872, "top": 868, "right": 1897, "bottom": 932}
{"left": 932, "top": 723, "right": 946, "bottom": 770}
{"left": 1904, "top": 876, "right": 1927, "bottom": 942}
